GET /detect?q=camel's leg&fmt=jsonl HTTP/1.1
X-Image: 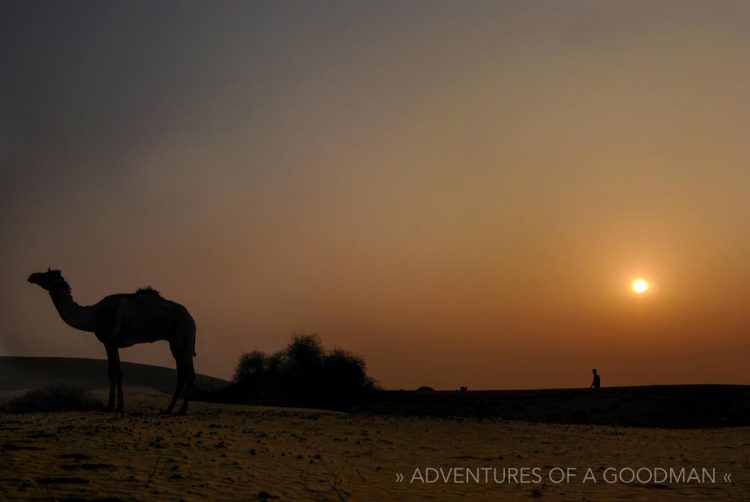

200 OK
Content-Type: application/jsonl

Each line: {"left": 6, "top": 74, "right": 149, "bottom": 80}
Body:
{"left": 163, "top": 361, "right": 186, "bottom": 414}
{"left": 115, "top": 358, "right": 124, "bottom": 412}
{"left": 105, "top": 345, "right": 117, "bottom": 411}
{"left": 177, "top": 354, "right": 195, "bottom": 415}
{"left": 108, "top": 346, "right": 124, "bottom": 412}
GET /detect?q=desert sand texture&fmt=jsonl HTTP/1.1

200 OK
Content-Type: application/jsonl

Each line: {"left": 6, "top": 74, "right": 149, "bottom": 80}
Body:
{"left": 1, "top": 387, "right": 748, "bottom": 501}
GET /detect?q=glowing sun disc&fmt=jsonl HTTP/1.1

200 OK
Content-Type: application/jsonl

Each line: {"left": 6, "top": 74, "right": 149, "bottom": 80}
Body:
{"left": 631, "top": 278, "right": 649, "bottom": 294}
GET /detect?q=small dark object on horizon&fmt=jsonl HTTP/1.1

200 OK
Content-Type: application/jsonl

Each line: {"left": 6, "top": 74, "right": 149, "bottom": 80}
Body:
{"left": 591, "top": 369, "right": 601, "bottom": 389}
{"left": 416, "top": 386, "right": 434, "bottom": 392}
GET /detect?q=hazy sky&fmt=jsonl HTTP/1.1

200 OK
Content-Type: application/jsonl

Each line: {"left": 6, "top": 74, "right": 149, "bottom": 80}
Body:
{"left": 2, "top": 1, "right": 749, "bottom": 389}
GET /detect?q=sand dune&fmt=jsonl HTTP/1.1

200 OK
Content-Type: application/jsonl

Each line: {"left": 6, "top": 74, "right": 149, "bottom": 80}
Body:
{"left": 1, "top": 387, "right": 747, "bottom": 501}
{"left": 0, "top": 356, "right": 229, "bottom": 395}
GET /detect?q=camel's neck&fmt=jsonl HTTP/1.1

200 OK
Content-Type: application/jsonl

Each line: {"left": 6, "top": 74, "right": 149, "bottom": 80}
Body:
{"left": 49, "top": 287, "right": 97, "bottom": 333}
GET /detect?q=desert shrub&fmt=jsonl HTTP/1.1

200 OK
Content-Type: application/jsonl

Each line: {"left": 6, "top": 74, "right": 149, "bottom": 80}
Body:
{"left": 6, "top": 385, "right": 101, "bottom": 412}
{"left": 234, "top": 350, "right": 269, "bottom": 391}
{"left": 233, "top": 334, "right": 377, "bottom": 410}
{"left": 283, "top": 334, "right": 326, "bottom": 403}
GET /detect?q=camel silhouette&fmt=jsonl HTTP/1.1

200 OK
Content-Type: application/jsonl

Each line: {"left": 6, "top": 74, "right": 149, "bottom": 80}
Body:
{"left": 28, "top": 269, "right": 196, "bottom": 414}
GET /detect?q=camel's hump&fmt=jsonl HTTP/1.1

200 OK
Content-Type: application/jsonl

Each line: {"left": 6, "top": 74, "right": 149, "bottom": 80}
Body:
{"left": 135, "top": 287, "right": 161, "bottom": 296}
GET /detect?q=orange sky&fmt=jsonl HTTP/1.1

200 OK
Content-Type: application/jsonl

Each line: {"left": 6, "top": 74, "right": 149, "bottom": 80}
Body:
{"left": 1, "top": 1, "right": 749, "bottom": 388}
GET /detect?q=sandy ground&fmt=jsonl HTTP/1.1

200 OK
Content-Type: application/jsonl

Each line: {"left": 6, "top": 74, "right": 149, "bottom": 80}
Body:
{"left": 1, "top": 388, "right": 747, "bottom": 501}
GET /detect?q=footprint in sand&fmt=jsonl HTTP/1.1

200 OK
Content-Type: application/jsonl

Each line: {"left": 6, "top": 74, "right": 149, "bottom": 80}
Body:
{"left": 36, "top": 476, "right": 89, "bottom": 485}
{"left": 61, "top": 463, "right": 117, "bottom": 471}
{"left": 58, "top": 453, "right": 93, "bottom": 460}
{"left": 3, "top": 442, "right": 45, "bottom": 451}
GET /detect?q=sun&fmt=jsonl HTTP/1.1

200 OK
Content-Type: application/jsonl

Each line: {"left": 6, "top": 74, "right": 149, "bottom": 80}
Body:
{"left": 631, "top": 278, "right": 650, "bottom": 294}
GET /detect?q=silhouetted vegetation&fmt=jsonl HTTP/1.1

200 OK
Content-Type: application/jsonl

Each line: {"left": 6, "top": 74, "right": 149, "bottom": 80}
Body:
{"left": 232, "top": 334, "right": 378, "bottom": 411}
{"left": 6, "top": 385, "right": 101, "bottom": 412}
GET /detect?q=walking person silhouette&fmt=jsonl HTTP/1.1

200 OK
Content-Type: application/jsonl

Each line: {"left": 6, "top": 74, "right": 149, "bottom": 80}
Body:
{"left": 590, "top": 368, "right": 601, "bottom": 389}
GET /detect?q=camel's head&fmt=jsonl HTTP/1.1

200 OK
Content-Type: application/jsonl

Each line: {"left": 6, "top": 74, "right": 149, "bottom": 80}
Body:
{"left": 28, "top": 268, "right": 67, "bottom": 291}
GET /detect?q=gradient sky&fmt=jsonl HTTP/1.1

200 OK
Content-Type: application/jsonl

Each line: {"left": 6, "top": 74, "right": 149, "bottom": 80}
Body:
{"left": 2, "top": 1, "right": 749, "bottom": 389}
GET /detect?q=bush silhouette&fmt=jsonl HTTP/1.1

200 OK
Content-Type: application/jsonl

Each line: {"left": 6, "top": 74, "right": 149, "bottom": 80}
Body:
{"left": 232, "top": 334, "right": 377, "bottom": 410}
{"left": 234, "top": 350, "right": 269, "bottom": 391}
